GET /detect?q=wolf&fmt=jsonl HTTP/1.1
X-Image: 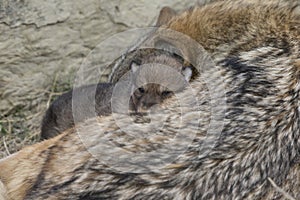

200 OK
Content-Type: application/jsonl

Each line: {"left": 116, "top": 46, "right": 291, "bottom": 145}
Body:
{"left": 0, "top": 0, "right": 300, "bottom": 199}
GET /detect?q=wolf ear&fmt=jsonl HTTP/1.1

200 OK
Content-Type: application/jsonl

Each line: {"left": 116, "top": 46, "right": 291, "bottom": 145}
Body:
{"left": 131, "top": 62, "right": 139, "bottom": 74}
{"left": 182, "top": 67, "right": 192, "bottom": 82}
{"left": 156, "top": 6, "right": 177, "bottom": 26}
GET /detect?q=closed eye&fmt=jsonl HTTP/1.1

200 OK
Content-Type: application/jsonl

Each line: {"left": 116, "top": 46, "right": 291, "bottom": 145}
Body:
{"left": 161, "top": 91, "right": 172, "bottom": 97}
{"left": 138, "top": 87, "right": 145, "bottom": 93}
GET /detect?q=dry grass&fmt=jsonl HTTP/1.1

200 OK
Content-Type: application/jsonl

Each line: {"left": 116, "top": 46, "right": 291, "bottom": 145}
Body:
{"left": 0, "top": 71, "right": 75, "bottom": 159}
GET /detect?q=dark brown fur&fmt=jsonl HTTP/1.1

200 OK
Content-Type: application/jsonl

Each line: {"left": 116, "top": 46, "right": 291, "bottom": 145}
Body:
{"left": 41, "top": 51, "right": 190, "bottom": 139}
{"left": 41, "top": 83, "right": 113, "bottom": 139}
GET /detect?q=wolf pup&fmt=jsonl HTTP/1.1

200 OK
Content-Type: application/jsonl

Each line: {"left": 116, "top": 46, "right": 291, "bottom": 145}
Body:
{"left": 41, "top": 51, "right": 191, "bottom": 139}
{"left": 1, "top": 1, "right": 300, "bottom": 199}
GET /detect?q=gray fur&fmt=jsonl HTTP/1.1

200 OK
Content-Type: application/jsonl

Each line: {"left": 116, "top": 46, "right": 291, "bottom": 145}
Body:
{"left": 28, "top": 1, "right": 300, "bottom": 199}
